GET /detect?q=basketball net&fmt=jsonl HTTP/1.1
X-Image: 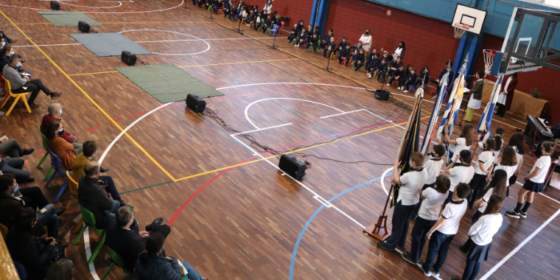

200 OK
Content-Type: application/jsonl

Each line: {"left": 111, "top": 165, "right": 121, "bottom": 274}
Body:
{"left": 454, "top": 23, "right": 470, "bottom": 39}
{"left": 483, "top": 49, "right": 495, "bottom": 77}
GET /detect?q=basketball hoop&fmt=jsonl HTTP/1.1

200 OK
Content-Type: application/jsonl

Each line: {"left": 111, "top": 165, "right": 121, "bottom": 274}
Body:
{"left": 454, "top": 23, "right": 470, "bottom": 39}
{"left": 483, "top": 49, "right": 497, "bottom": 77}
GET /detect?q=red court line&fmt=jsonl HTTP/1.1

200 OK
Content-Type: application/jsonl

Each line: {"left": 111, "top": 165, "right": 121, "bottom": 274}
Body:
{"left": 36, "top": 150, "right": 46, "bottom": 156}
{"left": 85, "top": 126, "right": 101, "bottom": 133}
{"left": 108, "top": 118, "right": 124, "bottom": 125}
{"left": 269, "top": 90, "right": 281, "bottom": 92}
{"left": 130, "top": 112, "right": 145, "bottom": 117}
{"left": 285, "top": 88, "right": 296, "bottom": 90}
{"left": 168, "top": 120, "right": 400, "bottom": 225}
{"left": 299, "top": 86, "right": 311, "bottom": 89}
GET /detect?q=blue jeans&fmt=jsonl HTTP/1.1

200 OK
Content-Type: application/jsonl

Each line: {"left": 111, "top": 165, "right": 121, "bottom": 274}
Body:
{"left": 0, "top": 157, "right": 30, "bottom": 182}
{"left": 182, "top": 261, "right": 204, "bottom": 280}
{"left": 99, "top": 176, "right": 122, "bottom": 201}
{"left": 422, "top": 231, "right": 455, "bottom": 273}
{"left": 37, "top": 204, "right": 59, "bottom": 239}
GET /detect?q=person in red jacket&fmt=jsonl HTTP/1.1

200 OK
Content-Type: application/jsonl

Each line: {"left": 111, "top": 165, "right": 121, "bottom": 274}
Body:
{"left": 40, "top": 103, "right": 81, "bottom": 150}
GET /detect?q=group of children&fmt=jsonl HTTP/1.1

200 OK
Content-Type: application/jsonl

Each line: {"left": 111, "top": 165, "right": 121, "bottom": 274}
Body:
{"left": 376, "top": 123, "right": 554, "bottom": 280}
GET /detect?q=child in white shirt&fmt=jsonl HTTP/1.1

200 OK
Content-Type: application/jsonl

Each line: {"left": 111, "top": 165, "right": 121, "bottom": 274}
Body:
{"left": 468, "top": 138, "right": 495, "bottom": 208}
{"left": 444, "top": 150, "right": 475, "bottom": 207}
{"left": 411, "top": 145, "right": 445, "bottom": 219}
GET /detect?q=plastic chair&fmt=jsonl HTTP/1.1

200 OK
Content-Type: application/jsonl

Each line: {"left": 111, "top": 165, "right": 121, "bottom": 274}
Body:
{"left": 207, "top": 4, "right": 212, "bottom": 11}
{"left": 267, "top": 24, "right": 280, "bottom": 36}
{"left": 1, "top": 78, "right": 31, "bottom": 116}
{"left": 73, "top": 204, "right": 106, "bottom": 264}
{"left": 37, "top": 131, "right": 55, "bottom": 180}
{"left": 218, "top": 8, "right": 222, "bottom": 14}
{"left": 43, "top": 151, "right": 70, "bottom": 202}
{"left": 64, "top": 170, "right": 83, "bottom": 233}
{"left": 0, "top": 223, "right": 8, "bottom": 238}
{"left": 100, "top": 249, "right": 133, "bottom": 280}
{"left": 279, "top": 21, "right": 285, "bottom": 33}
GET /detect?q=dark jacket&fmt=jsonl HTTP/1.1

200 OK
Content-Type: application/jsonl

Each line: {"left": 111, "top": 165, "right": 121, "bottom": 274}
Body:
{"left": 391, "top": 69, "right": 405, "bottom": 78}
{"left": 323, "top": 33, "right": 333, "bottom": 43}
{"left": 325, "top": 41, "right": 336, "bottom": 51}
{"left": 0, "top": 192, "right": 28, "bottom": 228}
{"left": 0, "top": 54, "right": 9, "bottom": 71}
{"left": 405, "top": 72, "right": 418, "bottom": 85}
{"left": 77, "top": 175, "right": 113, "bottom": 226}
{"left": 438, "top": 68, "right": 454, "bottom": 87}
{"left": 353, "top": 53, "right": 365, "bottom": 63}
{"left": 377, "top": 62, "right": 388, "bottom": 73}
{"left": 106, "top": 219, "right": 145, "bottom": 272}
{"left": 5, "top": 232, "right": 55, "bottom": 280}
{"left": 390, "top": 61, "right": 403, "bottom": 70}
{"left": 419, "top": 71, "right": 430, "bottom": 85}
{"left": 135, "top": 254, "right": 184, "bottom": 280}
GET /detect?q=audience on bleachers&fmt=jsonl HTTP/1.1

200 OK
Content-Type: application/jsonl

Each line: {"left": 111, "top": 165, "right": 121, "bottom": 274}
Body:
{"left": 77, "top": 161, "right": 124, "bottom": 230}
{"left": 41, "top": 103, "right": 81, "bottom": 149}
{"left": 106, "top": 205, "right": 170, "bottom": 273}
{"left": 136, "top": 233, "right": 207, "bottom": 280}
{"left": 2, "top": 54, "right": 62, "bottom": 109}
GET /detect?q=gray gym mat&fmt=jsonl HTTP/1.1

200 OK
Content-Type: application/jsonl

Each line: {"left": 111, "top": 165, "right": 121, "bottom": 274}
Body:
{"left": 115, "top": 64, "right": 224, "bottom": 103}
{"left": 37, "top": 11, "right": 102, "bottom": 27}
{"left": 70, "top": 33, "right": 151, "bottom": 57}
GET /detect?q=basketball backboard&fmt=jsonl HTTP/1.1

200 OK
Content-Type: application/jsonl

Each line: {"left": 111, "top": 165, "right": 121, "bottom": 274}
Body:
{"left": 452, "top": 4, "right": 488, "bottom": 35}
{"left": 498, "top": 7, "right": 560, "bottom": 74}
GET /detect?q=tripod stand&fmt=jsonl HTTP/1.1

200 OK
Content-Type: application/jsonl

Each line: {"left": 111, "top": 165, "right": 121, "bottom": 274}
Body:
{"left": 271, "top": 28, "right": 278, "bottom": 50}
{"left": 235, "top": 17, "right": 244, "bottom": 35}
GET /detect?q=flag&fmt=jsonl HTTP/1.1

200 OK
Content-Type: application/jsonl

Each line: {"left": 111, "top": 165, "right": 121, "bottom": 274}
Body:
{"left": 477, "top": 76, "right": 504, "bottom": 143}
{"left": 420, "top": 69, "right": 450, "bottom": 154}
{"left": 391, "top": 90, "right": 423, "bottom": 207}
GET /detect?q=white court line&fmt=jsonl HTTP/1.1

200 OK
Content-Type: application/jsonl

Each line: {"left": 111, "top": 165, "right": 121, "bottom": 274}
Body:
{"left": 118, "top": 29, "right": 211, "bottom": 56}
{"left": 244, "top": 97, "right": 345, "bottom": 130}
{"left": 218, "top": 82, "right": 365, "bottom": 91}
{"left": 1, "top": 0, "right": 184, "bottom": 13}
{"left": 232, "top": 109, "right": 366, "bottom": 136}
{"left": 514, "top": 181, "right": 560, "bottom": 204}
{"left": 55, "top": 0, "right": 123, "bottom": 8}
{"left": 83, "top": 227, "right": 101, "bottom": 280}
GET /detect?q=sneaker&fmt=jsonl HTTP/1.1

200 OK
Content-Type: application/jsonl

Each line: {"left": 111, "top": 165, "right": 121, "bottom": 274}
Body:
{"left": 404, "top": 90, "right": 409, "bottom": 93}
{"left": 145, "top": 217, "right": 164, "bottom": 231}
{"left": 505, "top": 210, "right": 520, "bottom": 219}
{"left": 432, "top": 269, "right": 440, "bottom": 277}
{"left": 51, "top": 92, "right": 63, "bottom": 100}
{"left": 0, "top": 111, "right": 4, "bottom": 116}
{"left": 376, "top": 241, "right": 395, "bottom": 252}
{"left": 520, "top": 211, "right": 527, "bottom": 218}
{"left": 368, "top": 74, "right": 372, "bottom": 79}
{"left": 246, "top": 24, "right": 250, "bottom": 26}
{"left": 9, "top": 38, "right": 17, "bottom": 44}
{"left": 401, "top": 252, "right": 418, "bottom": 265}
{"left": 431, "top": 95, "right": 437, "bottom": 100}
{"left": 386, "top": 83, "right": 391, "bottom": 86}
{"left": 21, "top": 148, "right": 34, "bottom": 156}
{"left": 421, "top": 267, "right": 432, "bottom": 277}
{"left": 29, "top": 103, "right": 39, "bottom": 109}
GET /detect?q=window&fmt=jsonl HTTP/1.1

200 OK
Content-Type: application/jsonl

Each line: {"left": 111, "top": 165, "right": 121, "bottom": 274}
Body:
{"left": 521, "top": 0, "right": 560, "bottom": 9}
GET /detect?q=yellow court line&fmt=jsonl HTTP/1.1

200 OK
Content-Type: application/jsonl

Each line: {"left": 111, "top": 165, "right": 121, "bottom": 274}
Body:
{"left": 173, "top": 117, "right": 428, "bottom": 182}
{"left": 0, "top": 10, "right": 177, "bottom": 181}
{"left": 69, "top": 58, "right": 298, "bottom": 76}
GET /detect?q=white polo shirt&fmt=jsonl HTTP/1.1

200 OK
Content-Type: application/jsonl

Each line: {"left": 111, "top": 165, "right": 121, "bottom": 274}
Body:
{"left": 451, "top": 137, "right": 470, "bottom": 162}
{"left": 437, "top": 199, "right": 468, "bottom": 235}
{"left": 423, "top": 158, "right": 444, "bottom": 185}
{"left": 469, "top": 213, "right": 503, "bottom": 245}
{"left": 494, "top": 164, "right": 517, "bottom": 186}
{"left": 398, "top": 168, "right": 428, "bottom": 206}
{"left": 529, "top": 155, "right": 551, "bottom": 183}
{"left": 474, "top": 151, "right": 494, "bottom": 175}
{"left": 449, "top": 164, "right": 475, "bottom": 192}
{"left": 478, "top": 138, "right": 503, "bottom": 164}
{"left": 418, "top": 187, "right": 447, "bottom": 221}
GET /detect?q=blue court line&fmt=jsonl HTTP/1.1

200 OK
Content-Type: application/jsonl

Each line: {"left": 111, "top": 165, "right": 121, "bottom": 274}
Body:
{"left": 289, "top": 172, "right": 392, "bottom": 279}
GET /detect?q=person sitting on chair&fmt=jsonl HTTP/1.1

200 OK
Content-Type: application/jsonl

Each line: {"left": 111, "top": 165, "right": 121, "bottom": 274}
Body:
{"left": 72, "top": 141, "right": 117, "bottom": 202}
{"left": 0, "top": 174, "right": 67, "bottom": 246}
{"left": 0, "top": 44, "right": 13, "bottom": 70}
{"left": 40, "top": 103, "right": 80, "bottom": 150}
{"left": 0, "top": 136, "right": 33, "bottom": 158}
{"left": 77, "top": 161, "right": 124, "bottom": 230}
{"left": 0, "top": 30, "right": 17, "bottom": 45}
{"left": 106, "top": 205, "right": 170, "bottom": 273}
{"left": 46, "top": 121, "right": 79, "bottom": 170}
{"left": 2, "top": 54, "right": 62, "bottom": 109}
{"left": 0, "top": 136, "right": 34, "bottom": 183}
{"left": 136, "top": 233, "right": 207, "bottom": 280}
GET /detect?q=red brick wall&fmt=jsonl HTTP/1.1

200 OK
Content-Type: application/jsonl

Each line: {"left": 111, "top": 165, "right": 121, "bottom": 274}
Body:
{"left": 248, "top": 0, "right": 314, "bottom": 26}
{"left": 473, "top": 34, "right": 560, "bottom": 123}
{"left": 324, "top": 0, "right": 461, "bottom": 82}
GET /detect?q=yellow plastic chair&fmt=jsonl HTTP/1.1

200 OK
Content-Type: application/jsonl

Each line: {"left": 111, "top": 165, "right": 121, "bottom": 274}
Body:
{"left": 65, "top": 171, "right": 83, "bottom": 234}
{"left": 1, "top": 78, "right": 31, "bottom": 116}
{"left": 0, "top": 223, "right": 8, "bottom": 238}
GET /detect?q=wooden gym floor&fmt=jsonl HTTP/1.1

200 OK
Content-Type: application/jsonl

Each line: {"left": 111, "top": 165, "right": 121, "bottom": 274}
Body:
{"left": 1, "top": 0, "right": 560, "bottom": 279}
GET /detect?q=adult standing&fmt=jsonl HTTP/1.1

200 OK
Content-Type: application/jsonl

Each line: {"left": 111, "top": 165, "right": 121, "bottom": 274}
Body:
{"left": 263, "top": 0, "right": 272, "bottom": 15}
{"left": 496, "top": 73, "right": 518, "bottom": 117}
{"left": 464, "top": 70, "right": 485, "bottom": 122}
{"left": 359, "top": 29, "right": 372, "bottom": 52}
{"left": 393, "top": 41, "right": 406, "bottom": 60}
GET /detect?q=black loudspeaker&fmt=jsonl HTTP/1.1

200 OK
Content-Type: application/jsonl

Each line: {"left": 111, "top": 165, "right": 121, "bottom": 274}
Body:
{"left": 121, "top": 51, "right": 137, "bottom": 66}
{"left": 279, "top": 154, "right": 307, "bottom": 180}
{"left": 186, "top": 93, "right": 206, "bottom": 113}
{"left": 78, "top": 21, "right": 90, "bottom": 33}
{"left": 50, "top": 1, "right": 60, "bottom": 10}
{"left": 375, "top": 89, "right": 390, "bottom": 101}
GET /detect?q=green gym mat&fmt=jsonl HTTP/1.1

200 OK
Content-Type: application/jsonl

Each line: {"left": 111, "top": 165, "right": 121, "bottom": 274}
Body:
{"left": 70, "top": 33, "right": 151, "bottom": 57}
{"left": 37, "top": 11, "right": 102, "bottom": 27}
{"left": 115, "top": 64, "right": 224, "bottom": 103}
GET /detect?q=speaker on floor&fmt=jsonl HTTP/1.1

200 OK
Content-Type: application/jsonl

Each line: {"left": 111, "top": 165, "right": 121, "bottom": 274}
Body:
{"left": 278, "top": 154, "right": 307, "bottom": 180}
{"left": 186, "top": 93, "right": 206, "bottom": 113}
{"left": 78, "top": 21, "right": 90, "bottom": 33}
{"left": 375, "top": 89, "right": 390, "bottom": 101}
{"left": 50, "top": 1, "right": 60, "bottom": 10}
{"left": 121, "top": 51, "right": 137, "bottom": 66}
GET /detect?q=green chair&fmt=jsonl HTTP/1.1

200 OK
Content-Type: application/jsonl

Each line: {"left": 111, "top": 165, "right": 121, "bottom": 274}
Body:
{"left": 37, "top": 130, "right": 54, "bottom": 181}
{"left": 73, "top": 204, "right": 106, "bottom": 264}
{"left": 207, "top": 4, "right": 213, "bottom": 11}
{"left": 100, "top": 249, "right": 133, "bottom": 280}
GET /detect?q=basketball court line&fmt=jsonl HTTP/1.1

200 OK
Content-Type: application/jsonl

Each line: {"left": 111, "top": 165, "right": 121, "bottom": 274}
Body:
{"left": 0, "top": 9, "right": 176, "bottom": 181}
{"left": 0, "top": 0, "right": 185, "bottom": 13}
